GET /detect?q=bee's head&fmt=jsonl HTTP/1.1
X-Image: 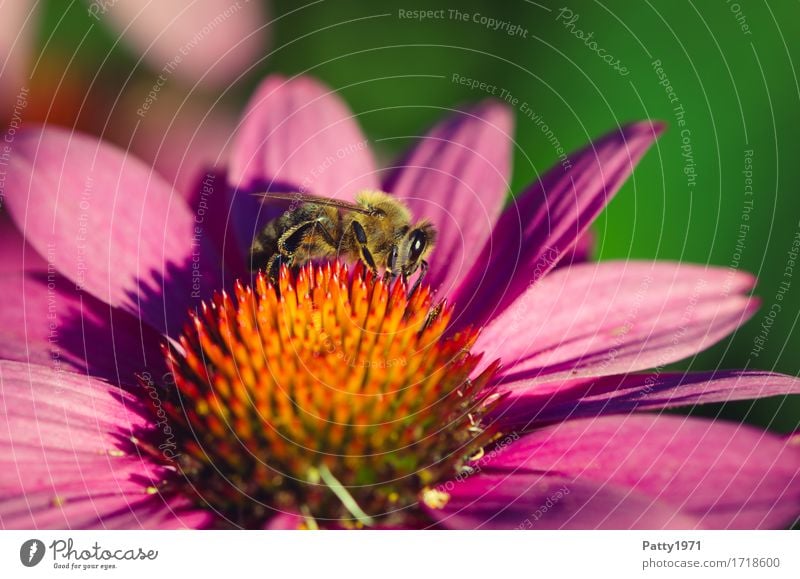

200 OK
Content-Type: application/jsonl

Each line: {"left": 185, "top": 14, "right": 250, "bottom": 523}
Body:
{"left": 392, "top": 221, "right": 436, "bottom": 277}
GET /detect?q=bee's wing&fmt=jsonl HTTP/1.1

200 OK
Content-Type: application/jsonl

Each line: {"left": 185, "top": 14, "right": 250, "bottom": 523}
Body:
{"left": 251, "top": 192, "right": 372, "bottom": 215}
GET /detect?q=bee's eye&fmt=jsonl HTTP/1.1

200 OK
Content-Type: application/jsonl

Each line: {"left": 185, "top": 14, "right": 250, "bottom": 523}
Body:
{"left": 408, "top": 229, "right": 427, "bottom": 262}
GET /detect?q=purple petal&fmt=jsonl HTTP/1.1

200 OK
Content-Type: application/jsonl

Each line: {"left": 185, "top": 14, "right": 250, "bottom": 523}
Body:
{"left": 554, "top": 229, "right": 594, "bottom": 268}
{"left": 184, "top": 169, "right": 248, "bottom": 278}
{"left": 452, "top": 121, "right": 664, "bottom": 328}
{"left": 383, "top": 101, "right": 513, "bottom": 292}
{"left": 98, "top": 0, "right": 268, "bottom": 88}
{"left": 494, "top": 371, "right": 800, "bottom": 429}
{"left": 0, "top": 360, "right": 211, "bottom": 529}
{"left": 474, "top": 261, "right": 758, "bottom": 384}
{"left": 0, "top": 270, "right": 167, "bottom": 386}
{"left": 228, "top": 75, "right": 378, "bottom": 260}
{"left": 3, "top": 126, "right": 222, "bottom": 336}
{"left": 426, "top": 473, "right": 699, "bottom": 529}
{"left": 482, "top": 415, "right": 800, "bottom": 529}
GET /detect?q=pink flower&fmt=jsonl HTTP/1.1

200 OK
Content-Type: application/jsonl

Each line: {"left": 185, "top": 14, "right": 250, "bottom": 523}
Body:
{"left": 1, "top": 75, "right": 799, "bottom": 529}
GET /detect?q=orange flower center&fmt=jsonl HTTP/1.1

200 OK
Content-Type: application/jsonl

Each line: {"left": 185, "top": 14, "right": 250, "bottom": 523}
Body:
{"left": 140, "top": 262, "right": 499, "bottom": 528}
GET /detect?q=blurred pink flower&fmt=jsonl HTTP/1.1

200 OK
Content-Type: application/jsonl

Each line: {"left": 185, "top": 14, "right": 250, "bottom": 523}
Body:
{"left": 0, "top": 0, "right": 38, "bottom": 116}
{"left": 1, "top": 75, "right": 799, "bottom": 529}
{"left": 106, "top": 81, "right": 237, "bottom": 199}
{"left": 95, "top": 0, "right": 271, "bottom": 194}
{"left": 95, "top": 0, "right": 269, "bottom": 89}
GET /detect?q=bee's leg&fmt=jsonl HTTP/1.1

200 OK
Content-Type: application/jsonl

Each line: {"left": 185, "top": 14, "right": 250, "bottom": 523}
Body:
{"left": 302, "top": 219, "right": 346, "bottom": 270}
{"left": 273, "top": 220, "right": 324, "bottom": 283}
{"left": 350, "top": 221, "right": 378, "bottom": 273}
{"left": 312, "top": 220, "right": 338, "bottom": 253}
{"left": 420, "top": 301, "right": 444, "bottom": 334}
{"left": 266, "top": 253, "right": 288, "bottom": 285}
{"left": 279, "top": 218, "right": 337, "bottom": 254}
{"left": 277, "top": 220, "right": 321, "bottom": 255}
{"left": 382, "top": 245, "right": 400, "bottom": 283}
{"left": 407, "top": 260, "right": 429, "bottom": 297}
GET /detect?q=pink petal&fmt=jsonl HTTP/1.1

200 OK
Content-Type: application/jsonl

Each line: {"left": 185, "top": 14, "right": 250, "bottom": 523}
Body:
{"left": 3, "top": 126, "right": 222, "bottom": 336}
{"left": 0, "top": 361, "right": 211, "bottom": 529}
{"left": 0, "top": 270, "right": 167, "bottom": 386}
{"left": 383, "top": 101, "right": 513, "bottom": 292}
{"left": 494, "top": 371, "right": 800, "bottom": 429}
{"left": 228, "top": 75, "right": 379, "bottom": 260}
{"left": 0, "top": 361, "right": 148, "bottom": 454}
{"left": 98, "top": 0, "right": 268, "bottom": 88}
{"left": 1, "top": 472, "right": 207, "bottom": 530}
{"left": 485, "top": 415, "right": 800, "bottom": 529}
{"left": 452, "top": 121, "right": 664, "bottom": 327}
{"left": 426, "top": 474, "right": 699, "bottom": 530}
{"left": 475, "top": 261, "right": 758, "bottom": 385}
{"left": 0, "top": 213, "right": 45, "bottom": 272}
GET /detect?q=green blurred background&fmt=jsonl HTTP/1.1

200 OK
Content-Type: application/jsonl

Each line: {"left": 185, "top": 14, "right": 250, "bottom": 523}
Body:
{"left": 21, "top": 0, "right": 800, "bottom": 431}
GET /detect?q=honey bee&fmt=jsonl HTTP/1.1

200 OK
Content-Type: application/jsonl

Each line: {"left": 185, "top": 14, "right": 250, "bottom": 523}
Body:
{"left": 249, "top": 191, "right": 436, "bottom": 291}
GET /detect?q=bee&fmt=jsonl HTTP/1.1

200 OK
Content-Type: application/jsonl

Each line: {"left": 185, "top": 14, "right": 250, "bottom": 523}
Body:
{"left": 249, "top": 190, "right": 436, "bottom": 292}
